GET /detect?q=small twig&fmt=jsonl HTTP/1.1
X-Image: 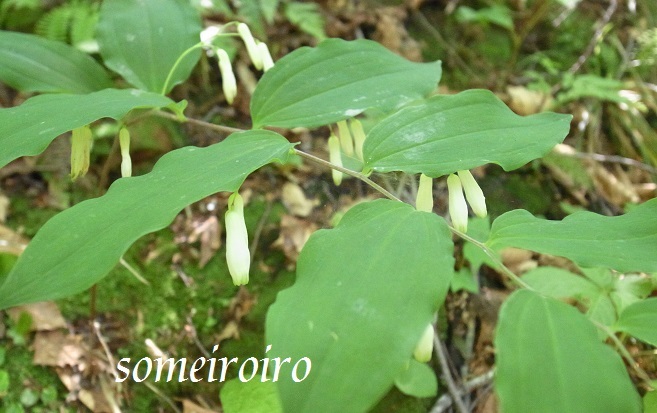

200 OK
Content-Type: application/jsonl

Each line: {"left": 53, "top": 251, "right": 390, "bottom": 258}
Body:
{"left": 93, "top": 320, "right": 120, "bottom": 380}
{"left": 119, "top": 256, "right": 150, "bottom": 285}
{"left": 433, "top": 334, "right": 469, "bottom": 413}
{"left": 142, "top": 381, "right": 182, "bottom": 413}
{"left": 566, "top": 151, "right": 657, "bottom": 175}
{"left": 430, "top": 370, "right": 495, "bottom": 413}
{"left": 293, "top": 149, "right": 402, "bottom": 202}
{"left": 567, "top": 0, "right": 618, "bottom": 75}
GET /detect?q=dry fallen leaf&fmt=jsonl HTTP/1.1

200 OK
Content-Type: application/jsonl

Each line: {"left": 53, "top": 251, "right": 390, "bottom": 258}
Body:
{"left": 183, "top": 399, "right": 219, "bottom": 413}
{"left": 281, "top": 182, "right": 318, "bottom": 217}
{"left": 33, "top": 331, "right": 86, "bottom": 367}
{"left": 7, "top": 301, "right": 67, "bottom": 331}
{"left": 506, "top": 85, "right": 553, "bottom": 116}
{"left": 272, "top": 214, "right": 318, "bottom": 264}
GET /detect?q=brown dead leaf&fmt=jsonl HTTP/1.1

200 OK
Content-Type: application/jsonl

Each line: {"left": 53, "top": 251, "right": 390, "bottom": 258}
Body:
{"left": 506, "top": 85, "right": 553, "bottom": 116}
{"left": 0, "top": 223, "right": 28, "bottom": 255}
{"left": 272, "top": 214, "right": 318, "bottom": 264}
{"left": 215, "top": 320, "right": 240, "bottom": 344}
{"left": 33, "top": 331, "right": 86, "bottom": 367}
{"left": 7, "top": 301, "right": 66, "bottom": 331}
{"left": 590, "top": 164, "right": 639, "bottom": 206}
{"left": 281, "top": 182, "right": 318, "bottom": 217}
{"left": 0, "top": 193, "right": 9, "bottom": 223}
{"left": 500, "top": 248, "right": 536, "bottom": 275}
{"left": 183, "top": 399, "right": 219, "bottom": 413}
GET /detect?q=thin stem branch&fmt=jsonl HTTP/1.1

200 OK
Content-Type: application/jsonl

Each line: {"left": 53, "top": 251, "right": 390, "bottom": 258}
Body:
{"left": 161, "top": 43, "right": 204, "bottom": 95}
{"left": 430, "top": 370, "right": 495, "bottom": 413}
{"left": 433, "top": 334, "right": 469, "bottom": 413}
{"left": 293, "top": 149, "right": 402, "bottom": 202}
{"left": 592, "top": 320, "right": 654, "bottom": 388}
{"left": 154, "top": 110, "right": 242, "bottom": 135}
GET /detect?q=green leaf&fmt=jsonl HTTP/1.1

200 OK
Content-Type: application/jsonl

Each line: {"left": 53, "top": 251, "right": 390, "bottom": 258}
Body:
{"left": 394, "top": 360, "right": 438, "bottom": 398}
{"left": 495, "top": 290, "right": 642, "bottom": 413}
{"left": 644, "top": 383, "right": 657, "bottom": 413}
{"left": 610, "top": 274, "right": 653, "bottom": 313}
{"left": 0, "top": 88, "right": 175, "bottom": 169}
{"left": 251, "top": 39, "right": 442, "bottom": 128}
{"left": 97, "top": 0, "right": 202, "bottom": 94}
{"left": 260, "top": 0, "right": 279, "bottom": 24}
{"left": 363, "top": 90, "right": 572, "bottom": 176}
{"left": 284, "top": 2, "right": 326, "bottom": 40}
{"left": 266, "top": 200, "right": 453, "bottom": 413}
{"left": 220, "top": 379, "right": 283, "bottom": 413}
{"left": 615, "top": 298, "right": 657, "bottom": 346}
{"left": 0, "top": 30, "right": 112, "bottom": 93}
{"left": 487, "top": 198, "right": 657, "bottom": 273}
{"left": 0, "top": 131, "right": 294, "bottom": 309}
{"left": 455, "top": 5, "right": 514, "bottom": 30}
{"left": 521, "top": 266, "right": 599, "bottom": 300}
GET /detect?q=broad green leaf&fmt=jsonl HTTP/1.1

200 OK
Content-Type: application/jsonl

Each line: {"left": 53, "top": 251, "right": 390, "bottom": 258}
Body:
{"left": 0, "top": 30, "right": 112, "bottom": 93}
{"left": 363, "top": 90, "right": 572, "bottom": 176}
{"left": 495, "top": 290, "right": 642, "bottom": 413}
{"left": 284, "top": 2, "right": 326, "bottom": 40}
{"left": 455, "top": 5, "right": 513, "bottom": 30}
{"left": 97, "top": 0, "right": 202, "bottom": 94}
{"left": 644, "top": 383, "right": 657, "bottom": 413}
{"left": 615, "top": 298, "right": 657, "bottom": 347}
{"left": 521, "top": 266, "right": 599, "bottom": 300}
{"left": 611, "top": 274, "right": 653, "bottom": 313}
{"left": 220, "top": 379, "right": 283, "bottom": 413}
{"left": 266, "top": 200, "right": 453, "bottom": 413}
{"left": 0, "top": 88, "right": 175, "bottom": 169}
{"left": 487, "top": 198, "right": 657, "bottom": 273}
{"left": 251, "top": 39, "right": 442, "bottom": 128}
{"left": 394, "top": 360, "right": 438, "bottom": 398}
{"left": 0, "top": 131, "right": 294, "bottom": 309}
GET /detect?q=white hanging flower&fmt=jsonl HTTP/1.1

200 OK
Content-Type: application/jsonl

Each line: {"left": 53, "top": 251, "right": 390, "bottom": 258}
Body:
{"left": 257, "top": 42, "right": 275, "bottom": 72}
{"left": 349, "top": 119, "right": 366, "bottom": 161}
{"left": 328, "top": 134, "right": 343, "bottom": 186}
{"left": 415, "top": 174, "right": 434, "bottom": 213}
{"left": 225, "top": 193, "right": 250, "bottom": 286}
{"left": 337, "top": 120, "right": 354, "bottom": 156}
{"left": 200, "top": 25, "right": 221, "bottom": 46}
{"left": 70, "top": 125, "right": 93, "bottom": 180}
{"left": 216, "top": 49, "right": 237, "bottom": 104}
{"left": 447, "top": 174, "right": 468, "bottom": 232}
{"left": 237, "top": 23, "right": 263, "bottom": 70}
{"left": 119, "top": 127, "right": 132, "bottom": 178}
{"left": 413, "top": 323, "right": 435, "bottom": 363}
{"left": 457, "top": 170, "right": 487, "bottom": 218}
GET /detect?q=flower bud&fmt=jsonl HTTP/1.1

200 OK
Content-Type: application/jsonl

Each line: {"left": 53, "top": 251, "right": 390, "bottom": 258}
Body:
{"left": 413, "top": 323, "right": 434, "bottom": 363}
{"left": 328, "top": 134, "right": 343, "bottom": 186}
{"left": 119, "top": 127, "right": 132, "bottom": 178}
{"left": 216, "top": 49, "right": 237, "bottom": 104}
{"left": 457, "top": 170, "right": 487, "bottom": 218}
{"left": 200, "top": 25, "right": 221, "bottom": 46}
{"left": 337, "top": 120, "right": 354, "bottom": 156}
{"left": 70, "top": 125, "right": 92, "bottom": 180}
{"left": 349, "top": 119, "right": 366, "bottom": 161}
{"left": 447, "top": 173, "right": 468, "bottom": 232}
{"left": 237, "top": 23, "right": 263, "bottom": 70}
{"left": 257, "top": 42, "right": 274, "bottom": 72}
{"left": 225, "top": 193, "right": 250, "bottom": 286}
{"left": 415, "top": 174, "right": 433, "bottom": 212}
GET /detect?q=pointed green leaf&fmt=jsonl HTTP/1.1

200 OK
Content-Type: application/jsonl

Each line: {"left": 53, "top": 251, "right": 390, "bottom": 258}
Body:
{"left": 394, "top": 360, "right": 438, "bottom": 398}
{"left": 0, "top": 131, "right": 294, "bottom": 309}
{"left": 97, "top": 0, "right": 202, "bottom": 93}
{"left": 251, "top": 39, "right": 442, "bottom": 128}
{"left": 0, "top": 30, "right": 112, "bottom": 93}
{"left": 0, "top": 88, "right": 175, "bottom": 169}
{"left": 495, "top": 290, "right": 642, "bottom": 413}
{"left": 615, "top": 298, "right": 657, "bottom": 347}
{"left": 220, "top": 379, "right": 283, "bottom": 413}
{"left": 266, "top": 200, "right": 453, "bottom": 413}
{"left": 363, "top": 90, "right": 572, "bottom": 176}
{"left": 487, "top": 198, "right": 657, "bottom": 273}
{"left": 521, "top": 266, "right": 599, "bottom": 300}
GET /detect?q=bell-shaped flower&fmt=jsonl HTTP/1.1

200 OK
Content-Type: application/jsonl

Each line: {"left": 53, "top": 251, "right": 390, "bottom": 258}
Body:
{"left": 457, "top": 170, "right": 487, "bottom": 218}
{"left": 337, "top": 120, "right": 354, "bottom": 156}
{"left": 415, "top": 174, "right": 434, "bottom": 212}
{"left": 349, "top": 119, "right": 366, "bottom": 161}
{"left": 237, "top": 23, "right": 263, "bottom": 70}
{"left": 257, "top": 42, "right": 275, "bottom": 72}
{"left": 328, "top": 134, "right": 343, "bottom": 186}
{"left": 447, "top": 173, "right": 468, "bottom": 232}
{"left": 200, "top": 25, "right": 221, "bottom": 46}
{"left": 216, "top": 49, "right": 237, "bottom": 104}
{"left": 413, "top": 323, "right": 435, "bottom": 363}
{"left": 225, "top": 193, "right": 250, "bottom": 286}
{"left": 119, "top": 127, "right": 132, "bottom": 178}
{"left": 70, "top": 125, "right": 93, "bottom": 180}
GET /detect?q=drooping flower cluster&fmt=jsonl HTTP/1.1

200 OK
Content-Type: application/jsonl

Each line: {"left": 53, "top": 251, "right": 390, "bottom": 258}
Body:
{"left": 199, "top": 23, "right": 275, "bottom": 105}
{"left": 70, "top": 125, "right": 92, "bottom": 180}
{"left": 327, "top": 119, "right": 367, "bottom": 186}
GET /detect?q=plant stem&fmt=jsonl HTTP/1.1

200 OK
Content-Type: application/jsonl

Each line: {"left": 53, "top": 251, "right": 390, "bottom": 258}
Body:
{"left": 433, "top": 334, "right": 469, "bottom": 413}
{"left": 154, "top": 110, "right": 242, "bottom": 134}
{"left": 292, "top": 149, "right": 402, "bottom": 202}
{"left": 161, "top": 43, "right": 204, "bottom": 95}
